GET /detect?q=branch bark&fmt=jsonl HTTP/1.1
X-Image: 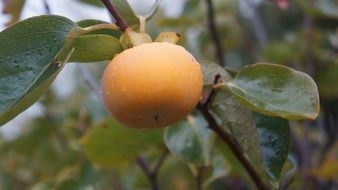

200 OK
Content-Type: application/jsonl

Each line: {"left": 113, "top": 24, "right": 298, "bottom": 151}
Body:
{"left": 197, "top": 74, "right": 269, "bottom": 190}
{"left": 205, "top": 0, "right": 226, "bottom": 66}
{"left": 136, "top": 149, "right": 169, "bottom": 190}
{"left": 100, "top": 0, "right": 129, "bottom": 31}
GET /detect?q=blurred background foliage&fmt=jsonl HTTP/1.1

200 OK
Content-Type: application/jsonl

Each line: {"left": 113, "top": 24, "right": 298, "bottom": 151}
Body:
{"left": 0, "top": 0, "right": 338, "bottom": 189}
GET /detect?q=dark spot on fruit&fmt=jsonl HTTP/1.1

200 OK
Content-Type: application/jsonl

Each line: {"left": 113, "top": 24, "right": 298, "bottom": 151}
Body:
{"left": 153, "top": 115, "right": 160, "bottom": 123}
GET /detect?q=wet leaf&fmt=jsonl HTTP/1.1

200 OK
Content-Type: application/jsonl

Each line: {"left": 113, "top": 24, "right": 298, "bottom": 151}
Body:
{"left": 164, "top": 116, "right": 214, "bottom": 166}
{"left": 255, "top": 113, "right": 290, "bottom": 188}
{"left": 224, "top": 63, "right": 320, "bottom": 120}
{"left": 201, "top": 61, "right": 265, "bottom": 178}
{"left": 0, "top": 15, "right": 76, "bottom": 126}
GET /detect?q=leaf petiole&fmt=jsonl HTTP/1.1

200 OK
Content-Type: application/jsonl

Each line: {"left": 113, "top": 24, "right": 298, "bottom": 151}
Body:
{"left": 80, "top": 23, "right": 119, "bottom": 34}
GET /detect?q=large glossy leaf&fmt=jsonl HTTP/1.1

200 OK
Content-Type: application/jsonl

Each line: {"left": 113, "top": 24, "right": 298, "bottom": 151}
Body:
{"left": 111, "top": 0, "right": 140, "bottom": 30}
{"left": 255, "top": 113, "right": 290, "bottom": 188}
{"left": 69, "top": 34, "right": 122, "bottom": 63}
{"left": 164, "top": 116, "right": 214, "bottom": 166}
{"left": 224, "top": 63, "right": 320, "bottom": 120}
{"left": 212, "top": 92, "right": 265, "bottom": 177}
{"left": 81, "top": 117, "right": 163, "bottom": 167}
{"left": 0, "top": 15, "right": 77, "bottom": 126}
{"left": 201, "top": 62, "right": 265, "bottom": 177}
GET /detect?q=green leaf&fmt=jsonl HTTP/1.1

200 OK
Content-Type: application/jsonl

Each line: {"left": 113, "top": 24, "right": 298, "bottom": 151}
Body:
{"left": 111, "top": 0, "right": 140, "bottom": 30}
{"left": 200, "top": 61, "right": 232, "bottom": 86}
{"left": 81, "top": 117, "right": 163, "bottom": 167}
{"left": 69, "top": 34, "right": 122, "bottom": 63}
{"left": 77, "top": 19, "right": 122, "bottom": 38}
{"left": 0, "top": 15, "right": 76, "bottom": 126}
{"left": 212, "top": 92, "right": 265, "bottom": 175}
{"left": 255, "top": 113, "right": 290, "bottom": 188}
{"left": 224, "top": 63, "right": 320, "bottom": 120}
{"left": 202, "top": 154, "right": 231, "bottom": 189}
{"left": 201, "top": 61, "right": 265, "bottom": 177}
{"left": 164, "top": 116, "right": 214, "bottom": 166}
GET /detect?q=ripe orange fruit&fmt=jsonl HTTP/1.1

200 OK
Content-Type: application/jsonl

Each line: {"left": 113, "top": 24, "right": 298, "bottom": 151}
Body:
{"left": 101, "top": 42, "right": 203, "bottom": 129}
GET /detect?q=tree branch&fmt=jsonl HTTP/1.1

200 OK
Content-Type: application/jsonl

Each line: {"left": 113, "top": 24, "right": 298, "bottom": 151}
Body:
{"left": 197, "top": 74, "right": 269, "bottom": 190}
{"left": 100, "top": 0, "right": 129, "bottom": 31}
{"left": 43, "top": 0, "right": 51, "bottom": 14}
{"left": 205, "top": 0, "right": 226, "bottom": 66}
{"left": 303, "top": 5, "right": 315, "bottom": 77}
{"left": 196, "top": 167, "right": 204, "bottom": 190}
{"left": 136, "top": 149, "right": 169, "bottom": 190}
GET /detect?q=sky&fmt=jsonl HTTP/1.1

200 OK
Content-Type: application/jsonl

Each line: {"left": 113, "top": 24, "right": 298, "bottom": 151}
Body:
{"left": 0, "top": 0, "right": 185, "bottom": 140}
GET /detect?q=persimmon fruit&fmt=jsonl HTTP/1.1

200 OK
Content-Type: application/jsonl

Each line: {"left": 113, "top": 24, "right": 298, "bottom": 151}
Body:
{"left": 101, "top": 42, "right": 203, "bottom": 129}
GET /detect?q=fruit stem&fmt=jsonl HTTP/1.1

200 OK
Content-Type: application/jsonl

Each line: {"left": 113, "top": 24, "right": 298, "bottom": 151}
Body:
{"left": 197, "top": 74, "right": 269, "bottom": 190}
{"left": 100, "top": 0, "right": 129, "bottom": 31}
{"left": 139, "top": 16, "right": 146, "bottom": 33}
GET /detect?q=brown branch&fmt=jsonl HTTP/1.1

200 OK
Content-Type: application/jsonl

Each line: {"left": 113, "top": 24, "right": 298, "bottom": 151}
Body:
{"left": 153, "top": 148, "right": 169, "bottom": 173}
{"left": 203, "top": 73, "right": 221, "bottom": 105}
{"left": 100, "top": 0, "right": 129, "bottom": 31}
{"left": 136, "top": 149, "right": 169, "bottom": 190}
{"left": 197, "top": 74, "right": 269, "bottom": 190}
{"left": 303, "top": 5, "right": 315, "bottom": 77}
{"left": 43, "top": 0, "right": 51, "bottom": 14}
{"left": 196, "top": 167, "right": 204, "bottom": 190}
{"left": 205, "top": 0, "right": 226, "bottom": 66}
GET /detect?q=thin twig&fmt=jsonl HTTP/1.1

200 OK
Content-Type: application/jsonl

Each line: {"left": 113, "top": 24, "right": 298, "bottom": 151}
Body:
{"left": 205, "top": 0, "right": 225, "bottom": 66}
{"left": 197, "top": 74, "right": 269, "bottom": 190}
{"left": 303, "top": 3, "right": 315, "bottom": 77}
{"left": 78, "top": 65, "right": 102, "bottom": 99}
{"left": 136, "top": 156, "right": 160, "bottom": 190}
{"left": 136, "top": 149, "right": 169, "bottom": 190}
{"left": 100, "top": 0, "right": 129, "bottom": 31}
{"left": 203, "top": 73, "right": 221, "bottom": 105}
{"left": 196, "top": 167, "right": 204, "bottom": 190}
{"left": 43, "top": 0, "right": 51, "bottom": 14}
{"left": 153, "top": 148, "right": 169, "bottom": 173}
